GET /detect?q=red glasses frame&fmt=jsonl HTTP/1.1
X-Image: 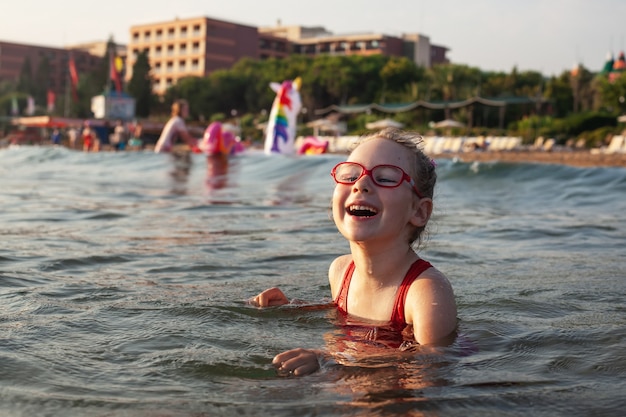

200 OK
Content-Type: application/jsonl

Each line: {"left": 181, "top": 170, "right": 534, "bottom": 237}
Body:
{"left": 331, "top": 162, "right": 424, "bottom": 198}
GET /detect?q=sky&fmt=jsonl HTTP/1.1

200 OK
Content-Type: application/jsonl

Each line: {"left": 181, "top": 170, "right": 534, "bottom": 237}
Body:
{"left": 2, "top": 0, "right": 624, "bottom": 76}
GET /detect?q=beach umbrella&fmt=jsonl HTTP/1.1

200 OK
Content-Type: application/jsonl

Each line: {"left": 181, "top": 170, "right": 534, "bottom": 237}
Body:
{"left": 365, "top": 118, "right": 404, "bottom": 130}
{"left": 306, "top": 118, "right": 345, "bottom": 136}
{"left": 432, "top": 119, "right": 465, "bottom": 129}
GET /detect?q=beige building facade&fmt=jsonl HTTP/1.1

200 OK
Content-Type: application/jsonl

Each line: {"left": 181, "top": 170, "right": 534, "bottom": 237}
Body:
{"left": 127, "top": 18, "right": 449, "bottom": 95}
{"left": 127, "top": 16, "right": 259, "bottom": 95}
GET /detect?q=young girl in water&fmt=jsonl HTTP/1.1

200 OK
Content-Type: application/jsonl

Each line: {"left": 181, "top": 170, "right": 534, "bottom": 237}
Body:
{"left": 252, "top": 128, "right": 457, "bottom": 376}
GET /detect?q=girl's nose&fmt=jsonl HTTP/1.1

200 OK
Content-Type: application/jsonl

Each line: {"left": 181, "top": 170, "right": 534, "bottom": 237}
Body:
{"left": 352, "top": 174, "right": 372, "bottom": 193}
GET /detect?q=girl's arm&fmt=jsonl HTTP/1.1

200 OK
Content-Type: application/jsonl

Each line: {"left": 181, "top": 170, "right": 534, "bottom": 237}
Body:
{"left": 406, "top": 270, "right": 458, "bottom": 345}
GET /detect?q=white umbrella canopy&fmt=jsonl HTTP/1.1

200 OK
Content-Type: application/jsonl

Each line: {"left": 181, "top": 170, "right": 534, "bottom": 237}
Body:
{"left": 432, "top": 119, "right": 465, "bottom": 129}
{"left": 365, "top": 118, "right": 404, "bottom": 130}
{"left": 306, "top": 118, "right": 346, "bottom": 135}
{"left": 306, "top": 118, "right": 335, "bottom": 129}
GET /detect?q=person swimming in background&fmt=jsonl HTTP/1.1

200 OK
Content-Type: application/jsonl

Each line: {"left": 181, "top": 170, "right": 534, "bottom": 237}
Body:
{"left": 154, "top": 99, "right": 198, "bottom": 153}
{"left": 251, "top": 128, "right": 458, "bottom": 376}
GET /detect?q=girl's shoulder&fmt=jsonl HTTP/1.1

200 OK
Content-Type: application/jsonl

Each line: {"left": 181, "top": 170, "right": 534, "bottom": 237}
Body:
{"left": 329, "top": 254, "right": 352, "bottom": 276}
{"left": 328, "top": 254, "right": 352, "bottom": 299}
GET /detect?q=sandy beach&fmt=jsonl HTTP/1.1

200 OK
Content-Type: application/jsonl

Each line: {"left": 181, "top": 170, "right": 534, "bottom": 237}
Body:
{"left": 323, "top": 136, "right": 626, "bottom": 168}
{"left": 435, "top": 149, "right": 626, "bottom": 168}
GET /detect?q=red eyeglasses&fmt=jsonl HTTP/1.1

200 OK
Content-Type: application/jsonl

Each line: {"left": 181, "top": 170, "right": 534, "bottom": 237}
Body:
{"left": 331, "top": 162, "right": 424, "bottom": 198}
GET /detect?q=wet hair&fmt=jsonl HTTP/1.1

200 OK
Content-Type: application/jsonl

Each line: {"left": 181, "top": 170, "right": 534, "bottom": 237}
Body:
{"left": 350, "top": 128, "right": 437, "bottom": 246}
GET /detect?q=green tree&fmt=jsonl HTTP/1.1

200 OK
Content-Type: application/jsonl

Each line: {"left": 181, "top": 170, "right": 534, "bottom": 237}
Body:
{"left": 127, "top": 50, "right": 154, "bottom": 117}
{"left": 595, "top": 71, "right": 626, "bottom": 114}
{"left": 544, "top": 72, "right": 574, "bottom": 117}
{"left": 17, "top": 57, "right": 33, "bottom": 94}
{"left": 33, "top": 55, "right": 51, "bottom": 106}
{"left": 379, "top": 57, "right": 420, "bottom": 103}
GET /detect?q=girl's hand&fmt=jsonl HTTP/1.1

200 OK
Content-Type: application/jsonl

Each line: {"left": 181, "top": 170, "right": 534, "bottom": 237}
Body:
{"left": 273, "top": 348, "right": 321, "bottom": 376}
{"left": 250, "top": 287, "right": 289, "bottom": 307}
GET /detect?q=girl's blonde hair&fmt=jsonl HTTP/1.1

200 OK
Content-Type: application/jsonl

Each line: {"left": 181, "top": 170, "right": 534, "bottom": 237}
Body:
{"left": 351, "top": 128, "right": 437, "bottom": 246}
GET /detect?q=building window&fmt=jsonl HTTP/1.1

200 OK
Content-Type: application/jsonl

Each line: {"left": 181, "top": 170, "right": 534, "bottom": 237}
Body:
{"left": 180, "top": 26, "right": 188, "bottom": 38}
{"left": 193, "top": 24, "right": 201, "bottom": 37}
{"left": 179, "top": 60, "right": 186, "bottom": 71}
{"left": 166, "top": 62, "right": 173, "bottom": 73}
{"left": 167, "top": 28, "right": 175, "bottom": 40}
{"left": 180, "top": 43, "right": 187, "bottom": 54}
{"left": 155, "top": 29, "right": 162, "bottom": 41}
{"left": 154, "top": 46, "right": 162, "bottom": 57}
{"left": 192, "top": 42, "right": 200, "bottom": 54}
{"left": 132, "top": 32, "right": 140, "bottom": 42}
{"left": 144, "top": 31, "right": 151, "bottom": 41}
{"left": 167, "top": 45, "right": 175, "bottom": 56}
{"left": 191, "top": 59, "right": 199, "bottom": 71}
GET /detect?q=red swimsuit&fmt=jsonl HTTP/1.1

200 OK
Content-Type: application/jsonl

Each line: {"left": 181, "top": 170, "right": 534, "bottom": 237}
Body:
{"left": 334, "top": 259, "right": 433, "bottom": 347}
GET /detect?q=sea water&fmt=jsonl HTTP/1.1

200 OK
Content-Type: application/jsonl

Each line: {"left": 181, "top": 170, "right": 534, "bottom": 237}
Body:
{"left": 0, "top": 146, "right": 624, "bottom": 416}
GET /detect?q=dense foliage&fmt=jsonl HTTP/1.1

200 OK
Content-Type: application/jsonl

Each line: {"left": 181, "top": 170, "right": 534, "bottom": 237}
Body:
{"left": 3, "top": 50, "right": 626, "bottom": 145}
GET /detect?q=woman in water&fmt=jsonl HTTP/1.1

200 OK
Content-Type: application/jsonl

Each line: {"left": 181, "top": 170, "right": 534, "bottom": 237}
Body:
{"left": 252, "top": 128, "right": 457, "bottom": 376}
{"left": 154, "top": 99, "right": 198, "bottom": 153}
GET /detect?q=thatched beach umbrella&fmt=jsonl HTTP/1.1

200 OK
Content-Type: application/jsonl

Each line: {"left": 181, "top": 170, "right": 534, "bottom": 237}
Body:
{"left": 365, "top": 118, "right": 404, "bottom": 130}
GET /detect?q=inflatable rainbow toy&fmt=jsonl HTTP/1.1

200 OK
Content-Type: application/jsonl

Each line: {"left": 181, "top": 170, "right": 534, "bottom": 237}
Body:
{"left": 298, "top": 136, "right": 329, "bottom": 155}
{"left": 264, "top": 77, "right": 302, "bottom": 155}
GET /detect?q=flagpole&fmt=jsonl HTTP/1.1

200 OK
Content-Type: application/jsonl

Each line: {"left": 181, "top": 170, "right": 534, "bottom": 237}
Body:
{"left": 107, "top": 42, "right": 112, "bottom": 95}
{"left": 64, "top": 68, "right": 70, "bottom": 117}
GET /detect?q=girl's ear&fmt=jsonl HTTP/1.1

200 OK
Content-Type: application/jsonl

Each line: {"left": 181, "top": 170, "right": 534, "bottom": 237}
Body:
{"left": 409, "top": 197, "right": 432, "bottom": 228}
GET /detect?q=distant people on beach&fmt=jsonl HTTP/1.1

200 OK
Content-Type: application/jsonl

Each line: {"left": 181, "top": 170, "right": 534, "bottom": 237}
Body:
{"left": 67, "top": 125, "right": 79, "bottom": 149}
{"left": 154, "top": 100, "right": 198, "bottom": 153}
{"left": 110, "top": 120, "right": 127, "bottom": 151}
{"left": 251, "top": 128, "right": 458, "bottom": 376}
{"left": 50, "top": 128, "right": 62, "bottom": 145}
{"left": 81, "top": 123, "right": 97, "bottom": 152}
{"left": 128, "top": 122, "right": 143, "bottom": 150}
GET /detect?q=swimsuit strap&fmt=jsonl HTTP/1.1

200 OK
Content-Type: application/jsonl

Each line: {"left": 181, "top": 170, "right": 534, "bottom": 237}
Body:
{"left": 334, "top": 261, "right": 355, "bottom": 313}
{"left": 335, "top": 259, "right": 432, "bottom": 326}
{"left": 390, "top": 259, "right": 433, "bottom": 328}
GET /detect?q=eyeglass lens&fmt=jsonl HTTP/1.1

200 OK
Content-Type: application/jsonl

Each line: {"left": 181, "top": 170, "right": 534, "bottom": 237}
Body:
{"left": 334, "top": 163, "right": 404, "bottom": 187}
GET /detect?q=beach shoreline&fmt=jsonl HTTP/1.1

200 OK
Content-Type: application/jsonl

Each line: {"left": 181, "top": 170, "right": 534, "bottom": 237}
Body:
{"left": 2, "top": 141, "right": 625, "bottom": 168}
{"left": 319, "top": 135, "right": 626, "bottom": 168}
{"left": 433, "top": 149, "right": 626, "bottom": 168}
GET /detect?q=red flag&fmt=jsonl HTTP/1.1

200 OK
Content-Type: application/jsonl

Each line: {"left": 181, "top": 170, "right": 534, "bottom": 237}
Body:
{"left": 110, "top": 53, "right": 122, "bottom": 94}
{"left": 47, "top": 89, "right": 56, "bottom": 112}
{"left": 68, "top": 55, "right": 79, "bottom": 102}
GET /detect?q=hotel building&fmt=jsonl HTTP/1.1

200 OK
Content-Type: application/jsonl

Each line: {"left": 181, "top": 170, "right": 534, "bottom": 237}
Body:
{"left": 127, "top": 16, "right": 260, "bottom": 95}
{"left": 260, "top": 24, "right": 448, "bottom": 69}
{"left": 0, "top": 40, "right": 101, "bottom": 97}
{"left": 127, "top": 17, "right": 449, "bottom": 95}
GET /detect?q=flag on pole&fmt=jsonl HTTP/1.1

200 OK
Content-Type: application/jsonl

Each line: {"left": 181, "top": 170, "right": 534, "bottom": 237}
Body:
{"left": 110, "top": 52, "right": 122, "bottom": 94}
{"left": 11, "top": 96, "right": 19, "bottom": 116}
{"left": 26, "top": 96, "right": 35, "bottom": 115}
{"left": 47, "top": 89, "right": 56, "bottom": 112}
{"left": 68, "top": 55, "right": 79, "bottom": 102}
